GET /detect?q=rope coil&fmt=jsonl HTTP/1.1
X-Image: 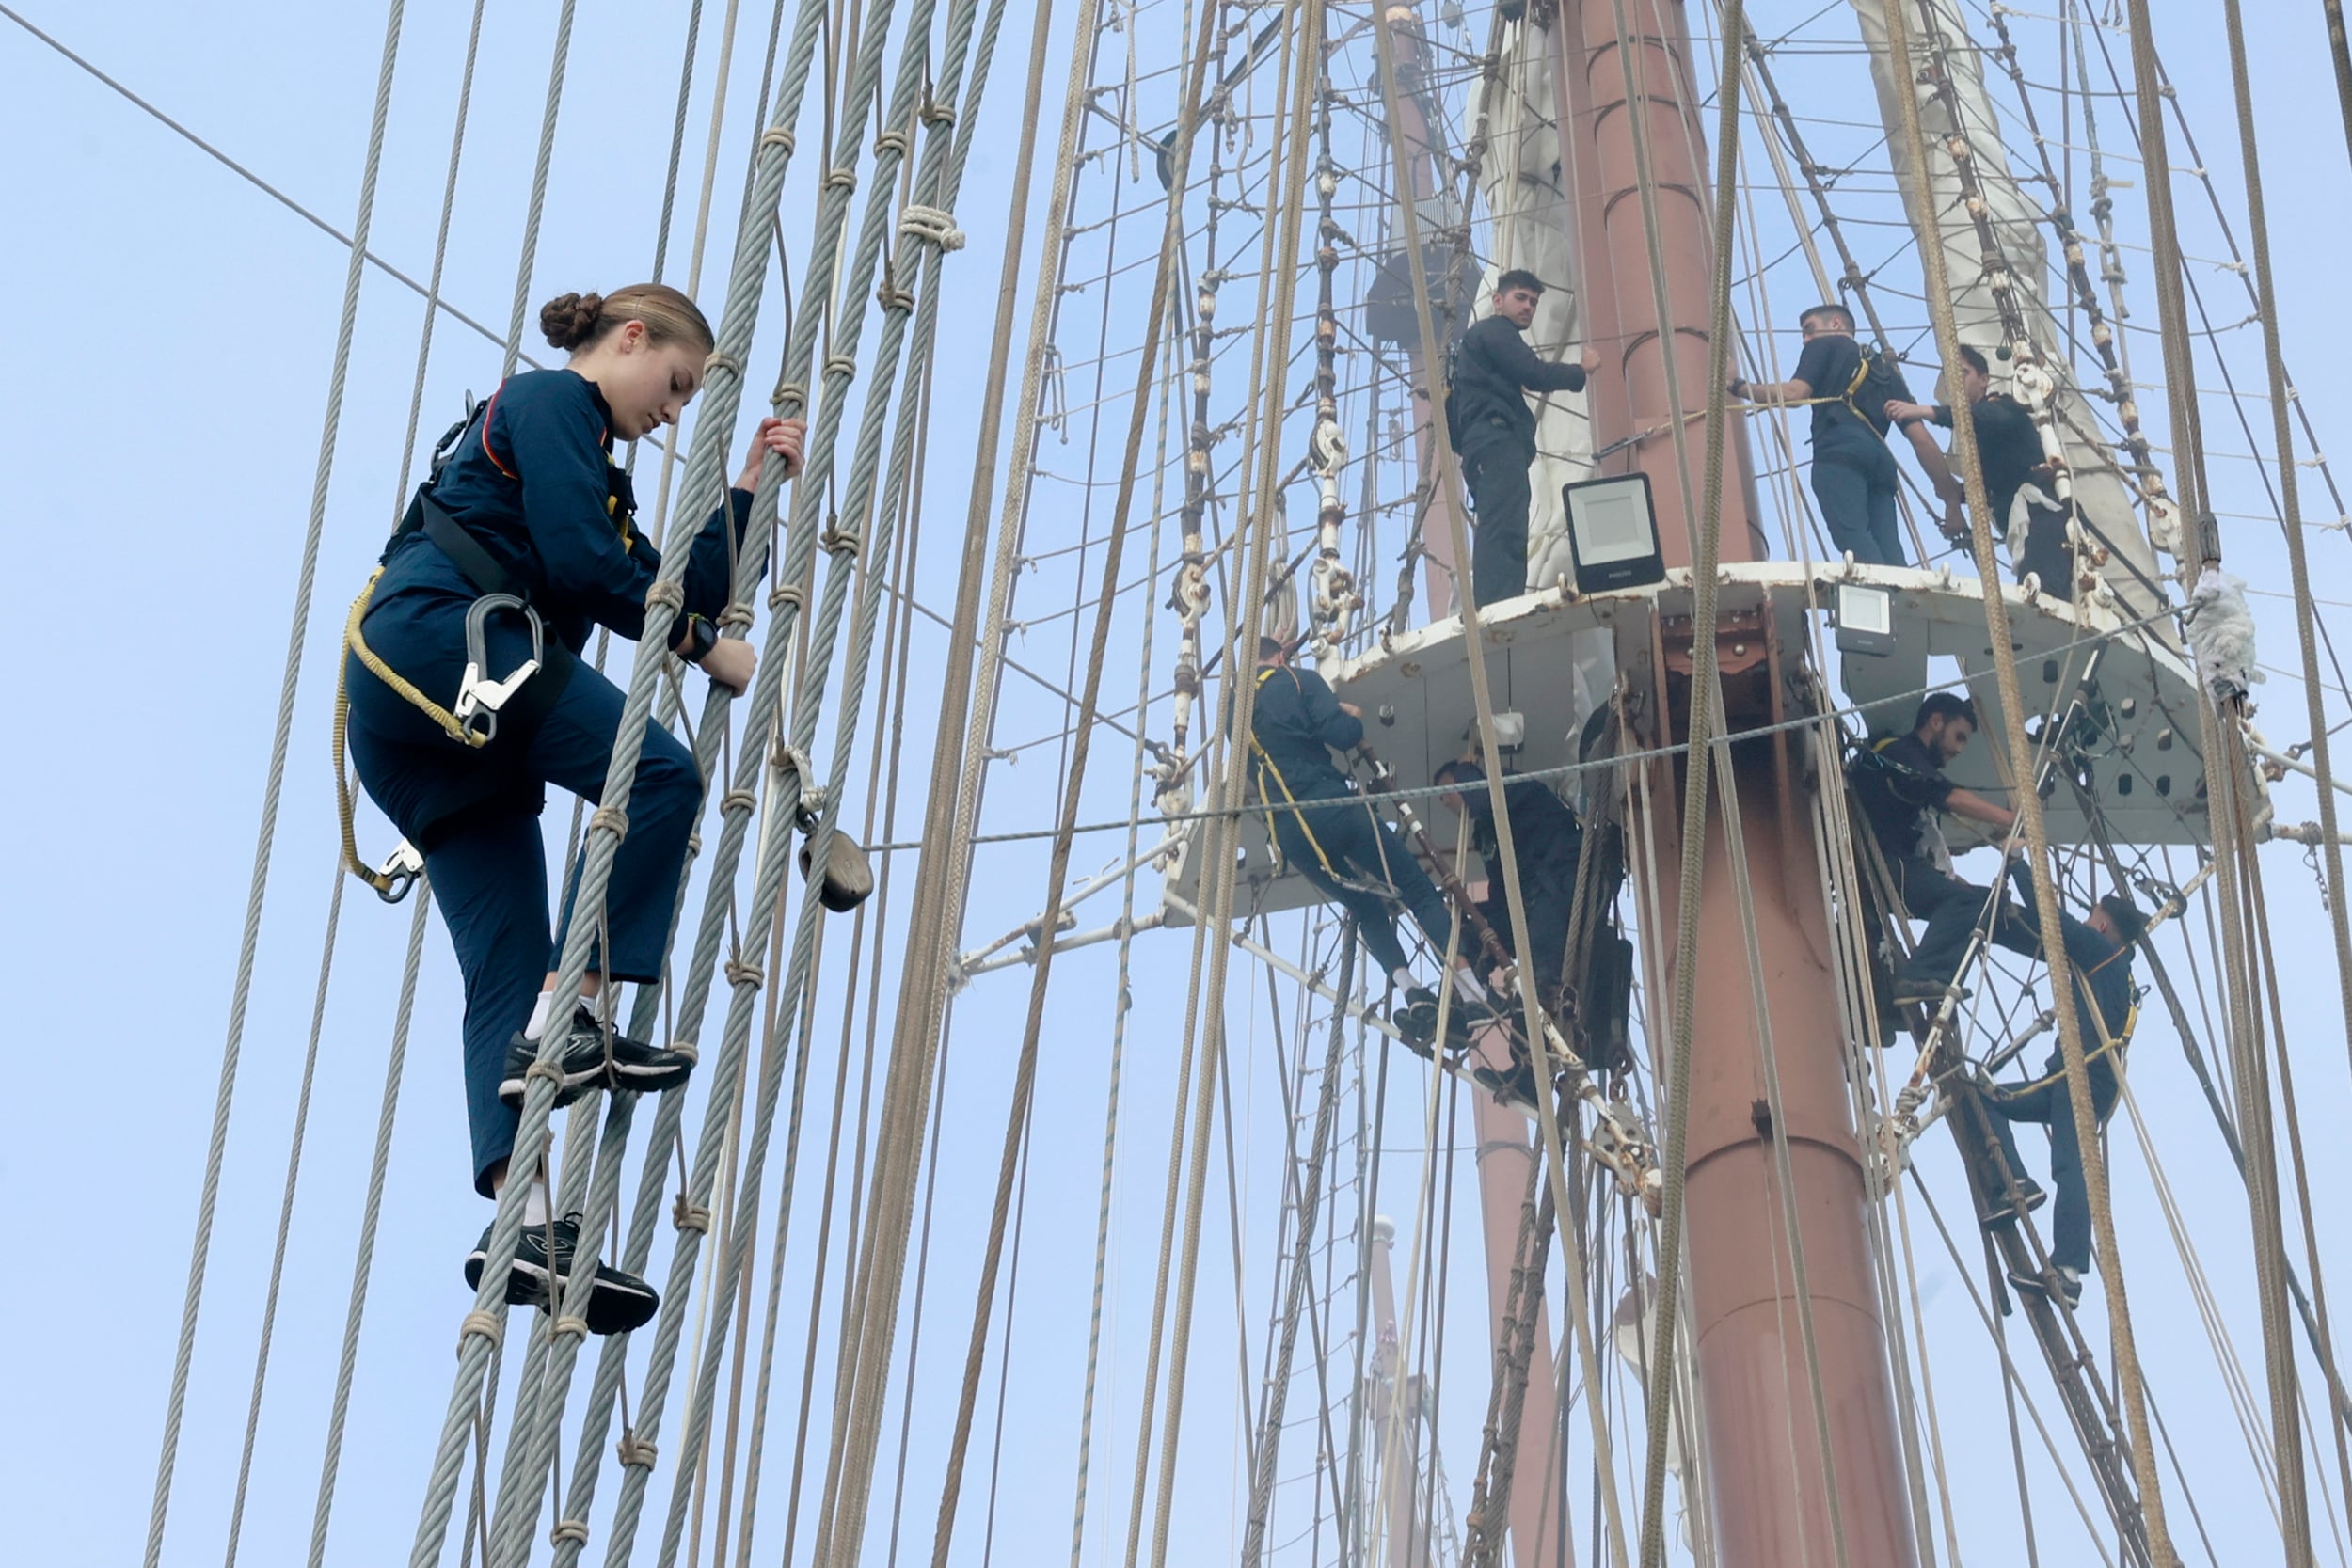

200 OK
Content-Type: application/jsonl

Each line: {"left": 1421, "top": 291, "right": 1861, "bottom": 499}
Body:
{"left": 644, "top": 580, "right": 686, "bottom": 610}
{"left": 720, "top": 788, "right": 759, "bottom": 816}
{"left": 550, "top": 1520, "right": 590, "bottom": 1547}
{"left": 458, "top": 1310, "right": 502, "bottom": 1350}
{"left": 724, "top": 959, "right": 765, "bottom": 990}
{"left": 552, "top": 1315, "right": 590, "bottom": 1341}
{"left": 616, "top": 1433, "right": 658, "bottom": 1469}
{"left": 589, "top": 806, "right": 629, "bottom": 842}
{"left": 899, "top": 203, "right": 966, "bottom": 251}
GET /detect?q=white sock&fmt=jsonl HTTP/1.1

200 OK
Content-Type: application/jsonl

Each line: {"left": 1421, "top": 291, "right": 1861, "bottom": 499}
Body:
{"left": 523, "top": 990, "right": 557, "bottom": 1041}
{"left": 1451, "top": 967, "right": 1488, "bottom": 1006}
{"left": 521, "top": 1179, "right": 551, "bottom": 1227}
{"left": 1392, "top": 966, "right": 1418, "bottom": 993}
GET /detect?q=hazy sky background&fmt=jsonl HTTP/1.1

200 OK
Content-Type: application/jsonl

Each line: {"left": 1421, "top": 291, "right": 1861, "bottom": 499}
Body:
{"left": 5, "top": 2, "right": 2351, "bottom": 1566}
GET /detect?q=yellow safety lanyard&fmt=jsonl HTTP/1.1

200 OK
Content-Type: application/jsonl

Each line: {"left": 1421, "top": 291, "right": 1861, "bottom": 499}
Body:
{"left": 2011, "top": 945, "right": 2139, "bottom": 1093}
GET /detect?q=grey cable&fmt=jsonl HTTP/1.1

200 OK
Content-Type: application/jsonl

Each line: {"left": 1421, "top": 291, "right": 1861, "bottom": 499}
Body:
{"left": 145, "top": 6, "right": 408, "bottom": 1562}
{"left": 498, "top": 0, "right": 580, "bottom": 377}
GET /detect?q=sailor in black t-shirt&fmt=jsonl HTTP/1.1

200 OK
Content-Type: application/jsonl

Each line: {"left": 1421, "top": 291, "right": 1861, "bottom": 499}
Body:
{"left": 1448, "top": 269, "right": 1601, "bottom": 607}
{"left": 1884, "top": 343, "right": 2074, "bottom": 592}
{"left": 1732, "top": 303, "right": 1963, "bottom": 566}
{"left": 1848, "top": 693, "right": 2040, "bottom": 1003}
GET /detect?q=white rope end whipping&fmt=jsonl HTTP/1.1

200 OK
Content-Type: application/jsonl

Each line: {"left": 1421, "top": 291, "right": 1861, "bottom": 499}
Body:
{"left": 899, "top": 203, "right": 966, "bottom": 252}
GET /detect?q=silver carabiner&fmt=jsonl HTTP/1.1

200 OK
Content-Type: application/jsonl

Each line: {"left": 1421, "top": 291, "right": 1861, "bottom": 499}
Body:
{"left": 453, "top": 593, "right": 545, "bottom": 744}
{"left": 373, "top": 838, "right": 425, "bottom": 904}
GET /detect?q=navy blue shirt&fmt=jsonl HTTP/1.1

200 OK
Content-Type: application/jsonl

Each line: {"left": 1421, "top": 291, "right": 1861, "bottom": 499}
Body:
{"left": 1850, "top": 731, "right": 1955, "bottom": 863}
{"left": 1932, "top": 393, "right": 2046, "bottom": 530}
{"left": 2007, "top": 859, "right": 2135, "bottom": 1049}
{"left": 1793, "top": 333, "right": 1915, "bottom": 443}
{"left": 1451, "top": 313, "right": 1587, "bottom": 456}
{"left": 1249, "top": 663, "right": 1363, "bottom": 804}
{"left": 369, "top": 369, "right": 753, "bottom": 658}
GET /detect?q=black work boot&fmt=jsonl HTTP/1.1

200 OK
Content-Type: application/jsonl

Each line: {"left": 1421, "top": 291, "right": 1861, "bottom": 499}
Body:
{"left": 1976, "top": 1180, "right": 2047, "bottom": 1231}
{"left": 464, "top": 1213, "right": 660, "bottom": 1335}
{"left": 2007, "top": 1261, "right": 2083, "bottom": 1309}
{"left": 1889, "top": 974, "right": 1971, "bottom": 1008}
{"left": 498, "top": 1005, "right": 696, "bottom": 1109}
{"left": 1472, "top": 1058, "right": 1542, "bottom": 1113}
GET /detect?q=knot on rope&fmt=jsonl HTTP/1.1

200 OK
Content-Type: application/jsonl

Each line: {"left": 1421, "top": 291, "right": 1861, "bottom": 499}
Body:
{"left": 552, "top": 1314, "right": 590, "bottom": 1341}
{"left": 824, "top": 166, "right": 858, "bottom": 193}
{"left": 774, "top": 381, "right": 809, "bottom": 411}
{"left": 760, "top": 126, "right": 796, "bottom": 155}
{"left": 617, "top": 1433, "right": 659, "bottom": 1469}
{"left": 921, "top": 100, "right": 957, "bottom": 127}
{"left": 771, "top": 740, "right": 814, "bottom": 780}
{"left": 703, "top": 352, "right": 743, "bottom": 378}
{"left": 645, "top": 580, "right": 687, "bottom": 611}
{"left": 666, "top": 1039, "right": 699, "bottom": 1066}
{"left": 770, "top": 582, "right": 806, "bottom": 613}
{"left": 876, "top": 278, "right": 916, "bottom": 312}
{"left": 591, "top": 806, "right": 630, "bottom": 842}
{"left": 458, "top": 1310, "right": 502, "bottom": 1350}
{"left": 874, "top": 128, "right": 911, "bottom": 158}
{"left": 525, "top": 1058, "right": 569, "bottom": 1088}
{"left": 725, "top": 958, "right": 766, "bottom": 990}
{"left": 824, "top": 353, "right": 859, "bottom": 383}
{"left": 899, "top": 204, "right": 966, "bottom": 252}
{"left": 716, "top": 603, "right": 755, "bottom": 631}
{"left": 551, "top": 1520, "right": 591, "bottom": 1548}
{"left": 673, "top": 1194, "right": 713, "bottom": 1233}
{"left": 687, "top": 829, "right": 704, "bottom": 857}
{"left": 721, "top": 787, "right": 759, "bottom": 817}
{"left": 821, "top": 524, "right": 863, "bottom": 557}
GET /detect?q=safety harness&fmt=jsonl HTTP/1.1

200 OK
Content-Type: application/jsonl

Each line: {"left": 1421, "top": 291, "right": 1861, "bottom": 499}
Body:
{"left": 334, "top": 388, "right": 622, "bottom": 899}
{"left": 1247, "top": 665, "right": 1411, "bottom": 901}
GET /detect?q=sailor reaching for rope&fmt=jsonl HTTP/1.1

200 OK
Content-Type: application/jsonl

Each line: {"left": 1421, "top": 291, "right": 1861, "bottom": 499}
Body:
{"left": 1977, "top": 853, "right": 2147, "bottom": 1310}
{"left": 1884, "top": 344, "right": 2074, "bottom": 593}
{"left": 339, "top": 284, "right": 804, "bottom": 1333}
{"left": 1248, "top": 637, "right": 1490, "bottom": 1018}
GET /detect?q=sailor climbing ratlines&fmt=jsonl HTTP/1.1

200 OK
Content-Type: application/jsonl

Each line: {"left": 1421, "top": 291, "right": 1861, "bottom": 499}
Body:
{"left": 339, "top": 283, "right": 804, "bottom": 1334}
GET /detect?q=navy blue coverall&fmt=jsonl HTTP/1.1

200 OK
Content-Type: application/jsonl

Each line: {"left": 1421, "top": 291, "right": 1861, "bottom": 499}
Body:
{"left": 1248, "top": 662, "right": 1454, "bottom": 978}
{"left": 1450, "top": 313, "right": 1587, "bottom": 607}
{"left": 1793, "top": 333, "right": 1919, "bottom": 566}
{"left": 344, "top": 369, "right": 753, "bottom": 1194}
{"left": 1456, "top": 774, "right": 1583, "bottom": 999}
{"left": 1984, "top": 859, "right": 2135, "bottom": 1276}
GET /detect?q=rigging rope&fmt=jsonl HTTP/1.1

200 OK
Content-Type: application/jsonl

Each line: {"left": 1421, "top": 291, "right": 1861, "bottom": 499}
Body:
{"left": 1891, "top": 2, "right": 2178, "bottom": 1561}
{"left": 145, "top": 6, "right": 407, "bottom": 1561}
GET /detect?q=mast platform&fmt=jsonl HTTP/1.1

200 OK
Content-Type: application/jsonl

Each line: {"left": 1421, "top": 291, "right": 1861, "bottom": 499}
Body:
{"left": 1163, "top": 563, "right": 2213, "bottom": 927}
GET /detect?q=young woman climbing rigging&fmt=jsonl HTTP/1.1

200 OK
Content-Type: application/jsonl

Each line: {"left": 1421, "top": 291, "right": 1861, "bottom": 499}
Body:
{"left": 342, "top": 283, "right": 804, "bottom": 1332}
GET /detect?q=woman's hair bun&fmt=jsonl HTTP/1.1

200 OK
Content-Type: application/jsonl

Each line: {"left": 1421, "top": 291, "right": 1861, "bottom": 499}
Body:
{"left": 539, "top": 291, "right": 607, "bottom": 351}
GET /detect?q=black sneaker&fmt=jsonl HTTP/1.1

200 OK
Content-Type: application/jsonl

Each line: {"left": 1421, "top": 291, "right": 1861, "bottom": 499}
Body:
{"left": 1472, "top": 1059, "right": 1541, "bottom": 1113}
{"left": 1394, "top": 988, "right": 1441, "bottom": 1058}
{"left": 498, "top": 1006, "right": 696, "bottom": 1109}
{"left": 1889, "top": 977, "right": 1971, "bottom": 1007}
{"left": 1977, "top": 1180, "right": 2048, "bottom": 1231}
{"left": 464, "top": 1213, "right": 660, "bottom": 1335}
{"left": 2007, "top": 1262, "right": 2083, "bottom": 1309}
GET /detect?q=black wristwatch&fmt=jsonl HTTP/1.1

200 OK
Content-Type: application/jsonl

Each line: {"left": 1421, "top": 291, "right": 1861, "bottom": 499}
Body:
{"left": 679, "top": 614, "right": 719, "bottom": 665}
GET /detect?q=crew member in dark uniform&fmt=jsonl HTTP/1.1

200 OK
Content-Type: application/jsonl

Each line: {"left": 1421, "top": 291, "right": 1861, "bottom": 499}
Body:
{"left": 1884, "top": 343, "right": 2073, "bottom": 590}
{"left": 1450, "top": 269, "right": 1599, "bottom": 607}
{"left": 1848, "top": 693, "right": 2038, "bottom": 1004}
{"left": 1248, "top": 638, "right": 1485, "bottom": 1006}
{"left": 1433, "top": 758, "right": 1582, "bottom": 1006}
{"left": 342, "top": 283, "right": 804, "bottom": 1332}
{"left": 1734, "top": 302, "right": 1963, "bottom": 566}
{"left": 1979, "top": 858, "right": 2146, "bottom": 1309}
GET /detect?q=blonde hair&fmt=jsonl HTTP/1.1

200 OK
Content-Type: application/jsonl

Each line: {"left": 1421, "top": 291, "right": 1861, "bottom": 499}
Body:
{"left": 537, "top": 283, "right": 716, "bottom": 356}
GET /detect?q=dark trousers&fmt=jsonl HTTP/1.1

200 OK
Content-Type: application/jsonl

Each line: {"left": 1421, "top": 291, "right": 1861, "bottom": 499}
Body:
{"left": 1461, "top": 435, "right": 1534, "bottom": 607}
{"left": 2013, "top": 500, "right": 2072, "bottom": 591}
{"left": 1480, "top": 888, "right": 1571, "bottom": 998}
{"left": 1987, "top": 1065, "right": 2119, "bottom": 1274}
{"left": 1810, "top": 429, "right": 1904, "bottom": 566}
{"left": 352, "top": 656, "right": 703, "bottom": 1195}
{"left": 1892, "top": 856, "right": 2040, "bottom": 987}
{"left": 1271, "top": 796, "right": 1456, "bottom": 977}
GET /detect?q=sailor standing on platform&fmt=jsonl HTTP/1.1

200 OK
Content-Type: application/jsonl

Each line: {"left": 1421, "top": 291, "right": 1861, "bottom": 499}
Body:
{"left": 1733, "top": 302, "right": 1964, "bottom": 566}
{"left": 1883, "top": 344, "right": 2073, "bottom": 590}
{"left": 1448, "top": 269, "right": 1600, "bottom": 607}
{"left": 1248, "top": 638, "right": 1488, "bottom": 1009}
{"left": 341, "top": 284, "right": 804, "bottom": 1332}
{"left": 1848, "top": 693, "right": 2040, "bottom": 1005}
{"left": 1979, "top": 856, "right": 2146, "bottom": 1309}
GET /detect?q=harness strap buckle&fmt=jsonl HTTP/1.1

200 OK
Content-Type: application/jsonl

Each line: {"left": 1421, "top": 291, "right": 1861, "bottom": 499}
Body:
{"left": 453, "top": 593, "right": 546, "bottom": 743}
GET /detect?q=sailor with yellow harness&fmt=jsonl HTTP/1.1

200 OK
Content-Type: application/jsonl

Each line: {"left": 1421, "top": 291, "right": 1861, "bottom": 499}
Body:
{"left": 337, "top": 283, "right": 803, "bottom": 1333}
{"left": 1248, "top": 637, "right": 1488, "bottom": 1015}
{"left": 1732, "top": 301, "right": 1965, "bottom": 565}
{"left": 1976, "top": 851, "right": 2148, "bottom": 1310}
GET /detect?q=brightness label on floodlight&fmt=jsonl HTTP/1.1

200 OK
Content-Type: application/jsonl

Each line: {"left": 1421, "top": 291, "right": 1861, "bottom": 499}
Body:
{"left": 1564, "top": 473, "right": 1665, "bottom": 594}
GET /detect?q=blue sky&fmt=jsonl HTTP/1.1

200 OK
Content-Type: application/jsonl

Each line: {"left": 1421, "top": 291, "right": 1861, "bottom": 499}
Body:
{"left": 5, "top": 2, "right": 2351, "bottom": 1566}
